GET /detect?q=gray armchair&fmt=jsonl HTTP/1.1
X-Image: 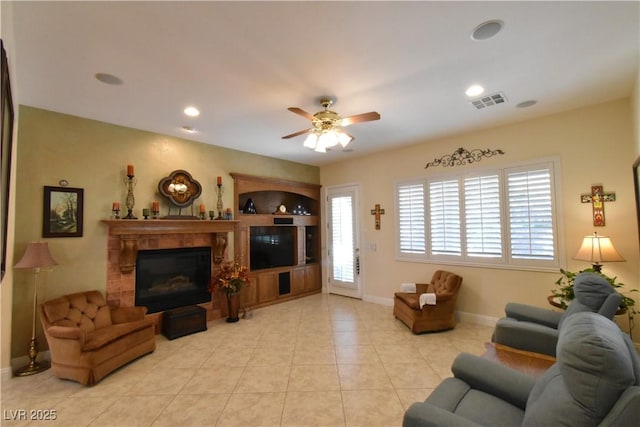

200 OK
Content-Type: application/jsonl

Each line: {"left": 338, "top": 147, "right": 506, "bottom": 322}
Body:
{"left": 492, "top": 272, "right": 621, "bottom": 356}
{"left": 403, "top": 312, "right": 640, "bottom": 427}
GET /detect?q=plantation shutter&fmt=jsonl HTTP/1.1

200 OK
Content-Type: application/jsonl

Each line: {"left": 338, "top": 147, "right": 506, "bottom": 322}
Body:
{"left": 507, "top": 167, "right": 555, "bottom": 259}
{"left": 464, "top": 175, "right": 502, "bottom": 257}
{"left": 429, "top": 180, "right": 461, "bottom": 255}
{"left": 398, "top": 183, "right": 425, "bottom": 254}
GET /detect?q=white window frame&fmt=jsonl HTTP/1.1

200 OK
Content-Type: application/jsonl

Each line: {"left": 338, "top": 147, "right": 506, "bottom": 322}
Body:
{"left": 395, "top": 157, "right": 564, "bottom": 272}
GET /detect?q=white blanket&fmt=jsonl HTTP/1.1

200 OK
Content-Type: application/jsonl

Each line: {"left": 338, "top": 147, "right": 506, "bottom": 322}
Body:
{"left": 419, "top": 293, "right": 437, "bottom": 308}
{"left": 400, "top": 282, "right": 416, "bottom": 293}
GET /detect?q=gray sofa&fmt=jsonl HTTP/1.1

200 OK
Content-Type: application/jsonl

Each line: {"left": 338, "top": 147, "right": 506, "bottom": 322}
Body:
{"left": 492, "top": 272, "right": 621, "bottom": 356}
{"left": 403, "top": 312, "right": 640, "bottom": 426}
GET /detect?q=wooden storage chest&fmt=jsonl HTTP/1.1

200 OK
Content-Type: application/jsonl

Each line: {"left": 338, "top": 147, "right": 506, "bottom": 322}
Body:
{"left": 162, "top": 305, "right": 207, "bottom": 340}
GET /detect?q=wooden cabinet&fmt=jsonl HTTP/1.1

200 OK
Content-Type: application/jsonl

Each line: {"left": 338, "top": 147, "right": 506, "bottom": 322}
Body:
{"left": 257, "top": 271, "right": 278, "bottom": 303}
{"left": 292, "top": 268, "right": 305, "bottom": 295}
{"left": 292, "top": 264, "right": 321, "bottom": 295}
{"left": 304, "top": 264, "right": 320, "bottom": 292}
{"left": 231, "top": 173, "right": 322, "bottom": 310}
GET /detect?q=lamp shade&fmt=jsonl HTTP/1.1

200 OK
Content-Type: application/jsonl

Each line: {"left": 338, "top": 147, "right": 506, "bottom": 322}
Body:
{"left": 573, "top": 232, "right": 624, "bottom": 264}
{"left": 14, "top": 242, "right": 58, "bottom": 269}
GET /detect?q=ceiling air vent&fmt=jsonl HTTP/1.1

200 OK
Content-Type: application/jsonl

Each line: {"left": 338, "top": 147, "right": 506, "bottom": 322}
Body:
{"left": 471, "top": 92, "right": 507, "bottom": 109}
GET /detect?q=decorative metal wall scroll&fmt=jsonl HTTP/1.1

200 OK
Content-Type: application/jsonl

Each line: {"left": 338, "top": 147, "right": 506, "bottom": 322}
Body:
{"left": 424, "top": 147, "right": 505, "bottom": 169}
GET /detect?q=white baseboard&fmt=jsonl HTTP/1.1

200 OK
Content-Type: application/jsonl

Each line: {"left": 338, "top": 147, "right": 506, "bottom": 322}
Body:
{"left": 456, "top": 310, "right": 499, "bottom": 327}
{"left": 363, "top": 294, "right": 394, "bottom": 306}
{"left": 362, "top": 293, "right": 499, "bottom": 327}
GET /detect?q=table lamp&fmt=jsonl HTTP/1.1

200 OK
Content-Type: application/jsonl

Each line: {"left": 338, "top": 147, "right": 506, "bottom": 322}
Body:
{"left": 14, "top": 241, "right": 58, "bottom": 376}
{"left": 573, "top": 232, "right": 624, "bottom": 273}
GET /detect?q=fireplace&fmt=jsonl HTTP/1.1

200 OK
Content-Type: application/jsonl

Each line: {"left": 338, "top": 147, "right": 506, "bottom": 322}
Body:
{"left": 135, "top": 246, "right": 212, "bottom": 313}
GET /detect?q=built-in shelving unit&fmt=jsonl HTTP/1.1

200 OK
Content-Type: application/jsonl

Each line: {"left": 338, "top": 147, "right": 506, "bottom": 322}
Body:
{"left": 230, "top": 173, "right": 322, "bottom": 309}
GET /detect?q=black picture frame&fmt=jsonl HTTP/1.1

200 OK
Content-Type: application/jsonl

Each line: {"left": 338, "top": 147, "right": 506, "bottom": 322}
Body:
{"left": 43, "top": 186, "right": 84, "bottom": 238}
{"left": 633, "top": 157, "right": 640, "bottom": 243}
{"left": 1, "top": 40, "right": 14, "bottom": 278}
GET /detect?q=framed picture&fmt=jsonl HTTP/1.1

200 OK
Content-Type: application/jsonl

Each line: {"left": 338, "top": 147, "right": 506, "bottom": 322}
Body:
{"left": 43, "top": 186, "right": 84, "bottom": 238}
{"left": 633, "top": 157, "right": 640, "bottom": 244}
{"left": 1, "top": 40, "right": 14, "bottom": 278}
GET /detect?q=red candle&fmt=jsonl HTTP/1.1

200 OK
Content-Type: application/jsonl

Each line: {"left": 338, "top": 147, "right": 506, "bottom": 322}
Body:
{"left": 152, "top": 201, "right": 159, "bottom": 211}
{"left": 217, "top": 176, "right": 222, "bottom": 186}
{"left": 112, "top": 202, "right": 120, "bottom": 210}
{"left": 200, "top": 204, "right": 206, "bottom": 213}
{"left": 127, "top": 164, "right": 134, "bottom": 176}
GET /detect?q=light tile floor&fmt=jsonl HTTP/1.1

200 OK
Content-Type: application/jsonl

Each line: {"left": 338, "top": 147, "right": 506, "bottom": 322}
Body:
{"left": 1, "top": 294, "right": 494, "bottom": 426}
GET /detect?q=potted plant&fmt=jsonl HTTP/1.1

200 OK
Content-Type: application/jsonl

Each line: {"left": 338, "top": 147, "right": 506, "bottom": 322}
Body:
{"left": 209, "top": 260, "right": 250, "bottom": 323}
{"left": 552, "top": 268, "right": 637, "bottom": 317}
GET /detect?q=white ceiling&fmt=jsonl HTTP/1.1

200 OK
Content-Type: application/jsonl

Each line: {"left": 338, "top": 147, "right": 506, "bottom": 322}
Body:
{"left": 8, "top": 1, "right": 640, "bottom": 166}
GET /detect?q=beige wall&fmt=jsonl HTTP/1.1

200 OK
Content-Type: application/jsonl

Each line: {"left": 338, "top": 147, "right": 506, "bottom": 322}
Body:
{"left": 634, "top": 69, "right": 640, "bottom": 154}
{"left": 10, "top": 106, "right": 319, "bottom": 359}
{"left": 321, "top": 98, "right": 639, "bottom": 330}
{"left": 1, "top": 1, "right": 19, "bottom": 373}
{"left": 633, "top": 70, "right": 640, "bottom": 287}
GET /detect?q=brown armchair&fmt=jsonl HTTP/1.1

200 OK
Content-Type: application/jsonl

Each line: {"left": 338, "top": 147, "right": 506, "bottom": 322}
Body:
{"left": 39, "top": 290, "right": 156, "bottom": 385}
{"left": 393, "top": 270, "right": 463, "bottom": 333}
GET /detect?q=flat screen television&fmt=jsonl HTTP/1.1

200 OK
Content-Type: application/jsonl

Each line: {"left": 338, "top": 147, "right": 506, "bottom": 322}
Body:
{"left": 250, "top": 226, "right": 296, "bottom": 271}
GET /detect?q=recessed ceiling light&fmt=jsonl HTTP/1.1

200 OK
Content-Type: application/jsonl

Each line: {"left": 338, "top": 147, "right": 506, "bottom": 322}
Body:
{"left": 471, "top": 20, "right": 504, "bottom": 41}
{"left": 465, "top": 85, "right": 485, "bottom": 97}
{"left": 183, "top": 106, "right": 200, "bottom": 117}
{"left": 94, "top": 73, "right": 123, "bottom": 85}
{"left": 517, "top": 100, "right": 538, "bottom": 108}
{"left": 182, "top": 126, "right": 197, "bottom": 133}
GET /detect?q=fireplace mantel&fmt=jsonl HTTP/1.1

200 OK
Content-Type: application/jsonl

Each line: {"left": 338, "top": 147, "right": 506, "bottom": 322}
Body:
{"left": 103, "top": 219, "right": 237, "bottom": 273}
{"left": 102, "top": 219, "right": 237, "bottom": 235}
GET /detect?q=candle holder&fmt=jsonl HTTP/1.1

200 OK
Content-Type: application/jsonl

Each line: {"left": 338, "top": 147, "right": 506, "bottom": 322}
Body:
{"left": 123, "top": 174, "right": 138, "bottom": 219}
{"left": 199, "top": 212, "right": 206, "bottom": 220}
{"left": 152, "top": 208, "right": 159, "bottom": 219}
{"left": 215, "top": 183, "right": 224, "bottom": 220}
{"left": 142, "top": 208, "right": 150, "bottom": 220}
{"left": 209, "top": 210, "right": 215, "bottom": 220}
{"left": 112, "top": 208, "right": 120, "bottom": 219}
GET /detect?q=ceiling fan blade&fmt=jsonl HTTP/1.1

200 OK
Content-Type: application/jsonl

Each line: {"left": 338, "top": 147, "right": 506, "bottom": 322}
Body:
{"left": 341, "top": 111, "right": 381, "bottom": 126}
{"left": 288, "top": 107, "right": 316, "bottom": 122}
{"left": 282, "top": 128, "right": 311, "bottom": 139}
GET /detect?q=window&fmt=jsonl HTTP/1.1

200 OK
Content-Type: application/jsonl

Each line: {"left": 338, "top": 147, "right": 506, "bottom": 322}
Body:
{"left": 396, "top": 159, "right": 560, "bottom": 270}
{"left": 397, "top": 183, "right": 425, "bottom": 255}
{"left": 429, "top": 180, "right": 460, "bottom": 255}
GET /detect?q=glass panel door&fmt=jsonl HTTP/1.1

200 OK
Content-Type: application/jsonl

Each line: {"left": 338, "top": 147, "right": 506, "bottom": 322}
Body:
{"left": 327, "top": 185, "right": 361, "bottom": 298}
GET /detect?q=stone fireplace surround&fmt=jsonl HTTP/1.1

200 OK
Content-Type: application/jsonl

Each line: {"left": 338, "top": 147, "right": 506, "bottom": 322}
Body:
{"left": 103, "top": 220, "right": 236, "bottom": 332}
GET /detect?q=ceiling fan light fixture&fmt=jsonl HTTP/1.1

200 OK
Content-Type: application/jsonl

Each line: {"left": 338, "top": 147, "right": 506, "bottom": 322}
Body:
{"left": 314, "top": 138, "right": 327, "bottom": 153}
{"left": 337, "top": 131, "right": 353, "bottom": 147}
{"left": 319, "top": 131, "right": 339, "bottom": 148}
{"left": 283, "top": 98, "right": 379, "bottom": 152}
{"left": 303, "top": 133, "right": 318, "bottom": 149}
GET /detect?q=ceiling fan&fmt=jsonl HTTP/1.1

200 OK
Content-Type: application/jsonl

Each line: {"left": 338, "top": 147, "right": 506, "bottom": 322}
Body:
{"left": 282, "top": 98, "right": 380, "bottom": 152}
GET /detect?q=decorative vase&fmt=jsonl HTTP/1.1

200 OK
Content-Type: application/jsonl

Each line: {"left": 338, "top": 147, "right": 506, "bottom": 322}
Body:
{"left": 226, "top": 292, "right": 240, "bottom": 323}
{"left": 243, "top": 198, "right": 257, "bottom": 214}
